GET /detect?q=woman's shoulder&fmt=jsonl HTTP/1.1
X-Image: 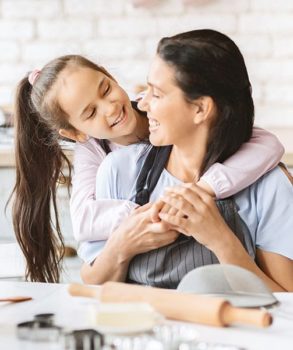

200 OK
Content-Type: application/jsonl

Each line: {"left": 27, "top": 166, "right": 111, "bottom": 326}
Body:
{"left": 235, "top": 165, "right": 292, "bottom": 216}
{"left": 255, "top": 165, "right": 293, "bottom": 195}
{"left": 96, "top": 143, "right": 151, "bottom": 179}
{"left": 236, "top": 165, "right": 293, "bottom": 221}
{"left": 103, "top": 143, "right": 151, "bottom": 167}
{"left": 235, "top": 165, "right": 293, "bottom": 259}
{"left": 96, "top": 143, "right": 152, "bottom": 198}
{"left": 237, "top": 165, "right": 292, "bottom": 203}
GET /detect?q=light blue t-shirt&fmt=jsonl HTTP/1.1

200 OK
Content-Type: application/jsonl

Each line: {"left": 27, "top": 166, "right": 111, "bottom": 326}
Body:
{"left": 79, "top": 143, "right": 293, "bottom": 264}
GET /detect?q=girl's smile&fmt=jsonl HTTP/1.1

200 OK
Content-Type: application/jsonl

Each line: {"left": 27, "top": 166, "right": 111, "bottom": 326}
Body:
{"left": 110, "top": 106, "right": 128, "bottom": 128}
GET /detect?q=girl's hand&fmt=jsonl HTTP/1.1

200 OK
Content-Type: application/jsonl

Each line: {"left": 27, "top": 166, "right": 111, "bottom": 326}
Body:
{"left": 157, "top": 183, "right": 233, "bottom": 253}
{"left": 109, "top": 202, "right": 179, "bottom": 262}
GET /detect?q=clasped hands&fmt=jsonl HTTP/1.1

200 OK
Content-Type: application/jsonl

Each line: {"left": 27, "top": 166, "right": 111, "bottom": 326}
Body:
{"left": 115, "top": 183, "right": 232, "bottom": 261}
{"left": 148, "top": 182, "right": 232, "bottom": 252}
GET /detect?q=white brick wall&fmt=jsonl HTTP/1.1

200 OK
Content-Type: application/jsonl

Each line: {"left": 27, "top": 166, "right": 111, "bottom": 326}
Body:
{"left": 0, "top": 41, "right": 20, "bottom": 61}
{"left": 1, "top": 0, "right": 61, "bottom": 19}
{"left": 239, "top": 14, "right": 293, "bottom": 34}
{"left": 64, "top": 0, "right": 124, "bottom": 16}
{"left": 37, "top": 20, "right": 94, "bottom": 39}
{"left": 0, "top": 0, "right": 293, "bottom": 127}
{"left": 99, "top": 18, "right": 158, "bottom": 37}
{"left": 22, "top": 41, "right": 82, "bottom": 63}
{"left": 0, "top": 20, "right": 34, "bottom": 39}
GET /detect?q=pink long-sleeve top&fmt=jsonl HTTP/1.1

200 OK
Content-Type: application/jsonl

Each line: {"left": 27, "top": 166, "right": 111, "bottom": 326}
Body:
{"left": 70, "top": 127, "right": 284, "bottom": 243}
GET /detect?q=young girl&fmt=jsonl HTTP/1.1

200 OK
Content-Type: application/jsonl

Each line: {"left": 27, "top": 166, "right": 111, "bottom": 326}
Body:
{"left": 80, "top": 30, "right": 293, "bottom": 291}
{"left": 13, "top": 54, "right": 284, "bottom": 283}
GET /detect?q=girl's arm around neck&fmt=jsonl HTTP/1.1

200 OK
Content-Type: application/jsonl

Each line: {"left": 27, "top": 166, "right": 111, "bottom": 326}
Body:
{"left": 200, "top": 127, "right": 284, "bottom": 198}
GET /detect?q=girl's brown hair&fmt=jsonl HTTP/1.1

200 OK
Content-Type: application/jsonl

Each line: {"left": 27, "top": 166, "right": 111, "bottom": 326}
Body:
{"left": 12, "top": 55, "right": 112, "bottom": 282}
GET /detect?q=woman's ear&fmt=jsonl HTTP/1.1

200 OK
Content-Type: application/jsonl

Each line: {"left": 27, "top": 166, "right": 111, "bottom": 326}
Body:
{"left": 192, "top": 96, "right": 215, "bottom": 125}
{"left": 59, "top": 129, "right": 88, "bottom": 142}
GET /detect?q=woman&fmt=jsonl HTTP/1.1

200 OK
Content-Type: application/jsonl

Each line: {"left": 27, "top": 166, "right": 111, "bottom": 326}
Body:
{"left": 80, "top": 30, "right": 293, "bottom": 291}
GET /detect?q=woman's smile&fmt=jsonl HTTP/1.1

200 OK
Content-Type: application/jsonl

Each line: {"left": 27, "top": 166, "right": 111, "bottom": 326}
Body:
{"left": 148, "top": 117, "right": 160, "bottom": 132}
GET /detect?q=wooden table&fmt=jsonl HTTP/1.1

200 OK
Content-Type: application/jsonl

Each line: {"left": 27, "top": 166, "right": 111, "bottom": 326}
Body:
{"left": 0, "top": 281, "right": 293, "bottom": 350}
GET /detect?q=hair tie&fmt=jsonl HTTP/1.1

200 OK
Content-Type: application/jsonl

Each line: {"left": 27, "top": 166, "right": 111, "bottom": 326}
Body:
{"left": 28, "top": 69, "right": 41, "bottom": 86}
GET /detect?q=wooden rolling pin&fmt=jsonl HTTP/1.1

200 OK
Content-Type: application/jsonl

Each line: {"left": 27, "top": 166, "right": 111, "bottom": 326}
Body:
{"left": 68, "top": 282, "right": 272, "bottom": 328}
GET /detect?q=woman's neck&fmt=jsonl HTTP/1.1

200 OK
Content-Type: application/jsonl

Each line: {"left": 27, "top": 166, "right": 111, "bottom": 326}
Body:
{"left": 167, "top": 128, "right": 209, "bottom": 183}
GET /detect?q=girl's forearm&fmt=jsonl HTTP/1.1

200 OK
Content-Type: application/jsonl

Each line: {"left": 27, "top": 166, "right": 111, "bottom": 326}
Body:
{"left": 200, "top": 127, "right": 284, "bottom": 199}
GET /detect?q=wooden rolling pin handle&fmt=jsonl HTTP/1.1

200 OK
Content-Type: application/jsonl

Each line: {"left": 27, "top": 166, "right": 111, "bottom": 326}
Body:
{"left": 68, "top": 283, "right": 101, "bottom": 299}
{"left": 221, "top": 304, "right": 273, "bottom": 328}
{"left": 68, "top": 283, "right": 272, "bottom": 328}
{"left": 100, "top": 282, "right": 272, "bottom": 328}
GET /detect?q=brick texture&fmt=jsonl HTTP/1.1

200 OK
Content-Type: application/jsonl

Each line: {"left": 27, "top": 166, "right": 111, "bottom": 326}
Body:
{"left": 0, "top": 0, "right": 292, "bottom": 127}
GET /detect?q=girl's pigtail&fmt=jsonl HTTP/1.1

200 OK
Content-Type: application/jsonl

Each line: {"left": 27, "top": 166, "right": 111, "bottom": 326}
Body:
{"left": 13, "top": 77, "right": 70, "bottom": 282}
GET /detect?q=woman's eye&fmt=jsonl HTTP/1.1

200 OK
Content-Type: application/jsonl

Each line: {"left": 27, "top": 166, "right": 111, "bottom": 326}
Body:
{"left": 152, "top": 92, "right": 160, "bottom": 98}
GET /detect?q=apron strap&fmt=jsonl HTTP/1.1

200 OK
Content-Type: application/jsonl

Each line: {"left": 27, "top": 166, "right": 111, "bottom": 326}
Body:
{"left": 135, "top": 145, "right": 172, "bottom": 205}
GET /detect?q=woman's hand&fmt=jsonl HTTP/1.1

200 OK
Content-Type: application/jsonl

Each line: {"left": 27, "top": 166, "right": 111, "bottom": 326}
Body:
{"left": 108, "top": 202, "right": 180, "bottom": 263}
{"left": 150, "top": 180, "right": 215, "bottom": 223}
{"left": 81, "top": 202, "right": 179, "bottom": 285}
{"left": 156, "top": 183, "right": 233, "bottom": 253}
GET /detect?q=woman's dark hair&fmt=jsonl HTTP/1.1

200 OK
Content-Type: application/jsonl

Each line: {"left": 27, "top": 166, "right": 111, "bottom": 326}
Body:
{"left": 157, "top": 29, "right": 254, "bottom": 174}
{"left": 12, "top": 55, "right": 113, "bottom": 282}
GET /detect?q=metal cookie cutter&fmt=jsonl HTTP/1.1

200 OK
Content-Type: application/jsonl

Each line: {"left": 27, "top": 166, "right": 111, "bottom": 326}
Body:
{"left": 16, "top": 313, "right": 104, "bottom": 349}
{"left": 64, "top": 329, "right": 104, "bottom": 349}
{"left": 34, "top": 313, "right": 55, "bottom": 325}
{"left": 16, "top": 313, "right": 62, "bottom": 342}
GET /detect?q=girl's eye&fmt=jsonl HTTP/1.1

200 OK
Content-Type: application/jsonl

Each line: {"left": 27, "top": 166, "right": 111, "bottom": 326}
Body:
{"left": 104, "top": 84, "right": 111, "bottom": 96}
{"left": 152, "top": 92, "right": 160, "bottom": 98}
{"left": 87, "top": 107, "right": 96, "bottom": 119}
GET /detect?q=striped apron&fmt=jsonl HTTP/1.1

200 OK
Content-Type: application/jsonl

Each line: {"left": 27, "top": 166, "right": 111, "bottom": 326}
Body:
{"left": 127, "top": 146, "right": 254, "bottom": 289}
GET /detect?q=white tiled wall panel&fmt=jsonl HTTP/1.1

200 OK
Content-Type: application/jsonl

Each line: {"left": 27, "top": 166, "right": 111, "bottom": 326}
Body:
{"left": 0, "top": 0, "right": 293, "bottom": 127}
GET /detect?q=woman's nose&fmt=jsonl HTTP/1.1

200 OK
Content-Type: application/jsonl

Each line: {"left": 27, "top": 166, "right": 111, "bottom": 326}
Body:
{"left": 137, "top": 90, "right": 149, "bottom": 112}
